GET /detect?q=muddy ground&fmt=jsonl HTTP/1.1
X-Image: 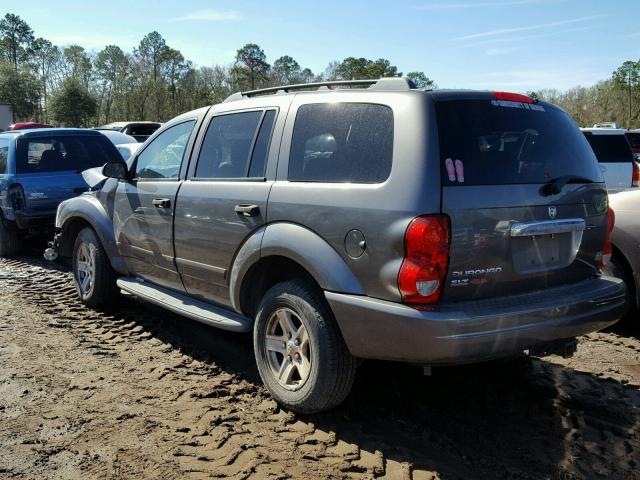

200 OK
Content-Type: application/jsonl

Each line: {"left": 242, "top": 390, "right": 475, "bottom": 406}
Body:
{"left": 0, "top": 254, "right": 638, "bottom": 480}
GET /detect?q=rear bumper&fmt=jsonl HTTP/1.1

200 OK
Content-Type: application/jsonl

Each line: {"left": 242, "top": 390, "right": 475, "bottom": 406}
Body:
{"left": 14, "top": 210, "right": 57, "bottom": 230}
{"left": 326, "top": 276, "right": 626, "bottom": 364}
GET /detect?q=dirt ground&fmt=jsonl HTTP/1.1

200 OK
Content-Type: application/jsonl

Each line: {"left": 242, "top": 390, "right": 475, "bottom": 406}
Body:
{"left": 0, "top": 255, "right": 638, "bottom": 480}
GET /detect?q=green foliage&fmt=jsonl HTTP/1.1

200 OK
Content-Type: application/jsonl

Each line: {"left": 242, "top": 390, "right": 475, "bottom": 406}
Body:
{"left": 234, "top": 43, "right": 270, "bottom": 89}
{"left": 49, "top": 77, "right": 97, "bottom": 127}
{"left": 333, "top": 57, "right": 400, "bottom": 80}
{"left": 406, "top": 71, "right": 435, "bottom": 89}
{"left": 0, "top": 13, "right": 34, "bottom": 70}
{"left": 272, "top": 55, "right": 302, "bottom": 84}
{"left": 0, "top": 61, "right": 39, "bottom": 118}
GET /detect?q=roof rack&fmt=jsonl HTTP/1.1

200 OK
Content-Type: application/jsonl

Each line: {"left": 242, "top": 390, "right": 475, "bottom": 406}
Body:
{"left": 223, "top": 77, "right": 418, "bottom": 102}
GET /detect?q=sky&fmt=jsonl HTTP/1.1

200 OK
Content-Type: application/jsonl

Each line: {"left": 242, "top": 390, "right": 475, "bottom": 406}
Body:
{"left": 9, "top": 0, "right": 640, "bottom": 92}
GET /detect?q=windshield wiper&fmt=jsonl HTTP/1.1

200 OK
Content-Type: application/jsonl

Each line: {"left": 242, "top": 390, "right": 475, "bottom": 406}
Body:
{"left": 541, "top": 175, "right": 594, "bottom": 196}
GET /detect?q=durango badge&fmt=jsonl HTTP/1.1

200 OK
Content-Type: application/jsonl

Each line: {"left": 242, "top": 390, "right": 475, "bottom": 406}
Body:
{"left": 548, "top": 206, "right": 557, "bottom": 219}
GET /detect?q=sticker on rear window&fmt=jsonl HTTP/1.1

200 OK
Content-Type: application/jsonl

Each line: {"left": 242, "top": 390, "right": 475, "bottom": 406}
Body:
{"left": 445, "top": 158, "right": 456, "bottom": 181}
{"left": 455, "top": 159, "right": 465, "bottom": 183}
{"left": 491, "top": 100, "right": 545, "bottom": 112}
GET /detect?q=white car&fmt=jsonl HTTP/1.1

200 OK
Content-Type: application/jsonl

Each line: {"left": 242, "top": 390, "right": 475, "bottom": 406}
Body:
{"left": 581, "top": 128, "right": 638, "bottom": 192}
{"left": 97, "top": 130, "right": 137, "bottom": 146}
{"left": 116, "top": 142, "right": 142, "bottom": 163}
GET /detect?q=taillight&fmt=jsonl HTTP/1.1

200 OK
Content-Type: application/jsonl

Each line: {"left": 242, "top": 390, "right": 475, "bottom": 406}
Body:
{"left": 632, "top": 161, "right": 639, "bottom": 187}
{"left": 398, "top": 215, "right": 450, "bottom": 304}
{"left": 8, "top": 184, "right": 25, "bottom": 210}
{"left": 492, "top": 91, "right": 533, "bottom": 104}
{"left": 599, "top": 207, "right": 615, "bottom": 271}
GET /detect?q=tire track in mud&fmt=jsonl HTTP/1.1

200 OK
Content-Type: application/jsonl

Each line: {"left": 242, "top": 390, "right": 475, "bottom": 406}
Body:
{"left": 0, "top": 255, "right": 639, "bottom": 480}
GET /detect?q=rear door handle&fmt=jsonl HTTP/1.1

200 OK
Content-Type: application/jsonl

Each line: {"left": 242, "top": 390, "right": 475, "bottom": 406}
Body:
{"left": 234, "top": 204, "right": 260, "bottom": 217}
{"left": 152, "top": 198, "right": 171, "bottom": 208}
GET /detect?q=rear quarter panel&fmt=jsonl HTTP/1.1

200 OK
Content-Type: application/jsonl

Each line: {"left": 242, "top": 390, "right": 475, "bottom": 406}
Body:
{"left": 268, "top": 91, "right": 440, "bottom": 302}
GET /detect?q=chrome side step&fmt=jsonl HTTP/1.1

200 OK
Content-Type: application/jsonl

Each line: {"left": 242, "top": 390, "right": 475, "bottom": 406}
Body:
{"left": 116, "top": 277, "right": 251, "bottom": 333}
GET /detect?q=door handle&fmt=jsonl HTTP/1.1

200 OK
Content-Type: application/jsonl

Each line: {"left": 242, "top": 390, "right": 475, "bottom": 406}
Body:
{"left": 152, "top": 198, "right": 171, "bottom": 208}
{"left": 234, "top": 204, "right": 260, "bottom": 217}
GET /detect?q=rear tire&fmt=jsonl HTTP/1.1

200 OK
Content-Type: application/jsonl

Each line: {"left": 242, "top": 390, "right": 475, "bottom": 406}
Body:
{"left": 253, "top": 280, "right": 358, "bottom": 414}
{"left": 72, "top": 227, "right": 119, "bottom": 308}
{"left": 0, "top": 219, "right": 21, "bottom": 256}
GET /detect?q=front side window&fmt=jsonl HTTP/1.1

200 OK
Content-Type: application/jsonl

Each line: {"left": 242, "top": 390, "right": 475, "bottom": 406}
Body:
{"left": 135, "top": 120, "right": 195, "bottom": 180}
{"left": 288, "top": 103, "right": 394, "bottom": 183}
{"left": 195, "top": 111, "right": 263, "bottom": 179}
{"left": 0, "top": 139, "right": 8, "bottom": 174}
{"left": 18, "top": 135, "right": 120, "bottom": 173}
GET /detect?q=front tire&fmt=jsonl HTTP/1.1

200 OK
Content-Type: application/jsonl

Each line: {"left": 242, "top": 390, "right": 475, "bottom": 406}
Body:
{"left": 72, "top": 227, "right": 119, "bottom": 308}
{"left": 253, "top": 280, "right": 357, "bottom": 414}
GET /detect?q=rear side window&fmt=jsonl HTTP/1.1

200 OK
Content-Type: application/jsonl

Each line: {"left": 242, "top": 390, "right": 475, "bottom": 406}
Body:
{"left": 0, "top": 139, "right": 8, "bottom": 174}
{"left": 436, "top": 99, "right": 603, "bottom": 186}
{"left": 288, "top": 103, "right": 393, "bottom": 183}
{"left": 195, "top": 111, "right": 262, "bottom": 178}
{"left": 249, "top": 110, "right": 277, "bottom": 178}
{"left": 626, "top": 132, "right": 640, "bottom": 150}
{"left": 583, "top": 134, "right": 634, "bottom": 163}
{"left": 17, "top": 135, "right": 121, "bottom": 173}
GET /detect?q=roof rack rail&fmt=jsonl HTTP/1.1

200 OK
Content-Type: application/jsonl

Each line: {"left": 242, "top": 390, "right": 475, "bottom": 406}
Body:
{"left": 223, "top": 77, "right": 417, "bottom": 102}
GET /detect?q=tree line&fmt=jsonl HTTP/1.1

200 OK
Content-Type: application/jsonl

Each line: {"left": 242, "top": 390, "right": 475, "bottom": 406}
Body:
{"left": 0, "top": 13, "right": 433, "bottom": 127}
{"left": 1, "top": 11, "right": 639, "bottom": 128}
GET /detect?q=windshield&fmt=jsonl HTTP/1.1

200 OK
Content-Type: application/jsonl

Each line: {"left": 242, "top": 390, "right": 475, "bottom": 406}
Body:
{"left": 583, "top": 133, "right": 634, "bottom": 163}
{"left": 17, "top": 135, "right": 121, "bottom": 173}
{"left": 436, "top": 99, "right": 603, "bottom": 186}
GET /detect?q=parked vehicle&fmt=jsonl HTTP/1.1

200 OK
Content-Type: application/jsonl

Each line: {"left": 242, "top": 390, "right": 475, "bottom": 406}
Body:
{"left": 9, "top": 122, "right": 55, "bottom": 130}
{"left": 115, "top": 142, "right": 142, "bottom": 162}
{"left": 97, "top": 130, "right": 137, "bottom": 146}
{"left": 581, "top": 128, "right": 638, "bottom": 191}
{"left": 52, "top": 79, "right": 626, "bottom": 413}
{"left": 0, "top": 128, "right": 122, "bottom": 255}
{"left": 625, "top": 129, "right": 640, "bottom": 157}
{"left": 593, "top": 122, "right": 619, "bottom": 129}
{"left": 0, "top": 104, "right": 14, "bottom": 131}
{"left": 605, "top": 189, "right": 640, "bottom": 323}
{"left": 96, "top": 121, "right": 161, "bottom": 142}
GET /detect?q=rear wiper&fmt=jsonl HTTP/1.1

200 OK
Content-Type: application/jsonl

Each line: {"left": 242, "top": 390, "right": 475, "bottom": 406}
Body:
{"left": 541, "top": 175, "right": 594, "bottom": 196}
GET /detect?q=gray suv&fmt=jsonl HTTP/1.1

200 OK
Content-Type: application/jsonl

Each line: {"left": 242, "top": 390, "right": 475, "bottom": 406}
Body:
{"left": 53, "top": 78, "right": 626, "bottom": 413}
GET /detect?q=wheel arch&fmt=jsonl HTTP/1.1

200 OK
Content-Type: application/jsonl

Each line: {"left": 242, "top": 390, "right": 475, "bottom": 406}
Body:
{"left": 57, "top": 196, "right": 128, "bottom": 274}
{"left": 230, "top": 222, "right": 365, "bottom": 317}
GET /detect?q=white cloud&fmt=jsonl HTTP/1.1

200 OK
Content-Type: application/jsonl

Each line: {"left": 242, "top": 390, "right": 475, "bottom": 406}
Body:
{"left": 172, "top": 9, "right": 242, "bottom": 22}
{"left": 46, "top": 33, "right": 137, "bottom": 50}
{"left": 445, "top": 14, "right": 606, "bottom": 42}
{"left": 463, "top": 62, "right": 606, "bottom": 90}
{"left": 485, "top": 47, "right": 516, "bottom": 56}
{"left": 449, "top": 25, "right": 597, "bottom": 50}
{"left": 414, "top": 0, "right": 548, "bottom": 9}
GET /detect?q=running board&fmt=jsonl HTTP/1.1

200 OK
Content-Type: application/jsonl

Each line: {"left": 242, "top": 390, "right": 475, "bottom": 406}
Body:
{"left": 116, "top": 277, "right": 251, "bottom": 333}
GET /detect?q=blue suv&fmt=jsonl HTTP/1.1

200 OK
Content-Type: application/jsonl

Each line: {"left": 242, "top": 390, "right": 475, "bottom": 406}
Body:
{"left": 0, "top": 128, "right": 121, "bottom": 255}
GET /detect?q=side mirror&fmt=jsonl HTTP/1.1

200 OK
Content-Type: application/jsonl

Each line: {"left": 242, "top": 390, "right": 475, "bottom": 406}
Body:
{"left": 102, "top": 161, "right": 128, "bottom": 180}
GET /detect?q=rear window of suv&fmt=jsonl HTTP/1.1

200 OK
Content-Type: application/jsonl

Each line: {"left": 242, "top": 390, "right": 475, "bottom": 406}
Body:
{"left": 289, "top": 102, "right": 393, "bottom": 183}
{"left": 436, "top": 99, "right": 602, "bottom": 186}
{"left": 583, "top": 133, "right": 635, "bottom": 163}
{"left": 17, "top": 135, "right": 120, "bottom": 173}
